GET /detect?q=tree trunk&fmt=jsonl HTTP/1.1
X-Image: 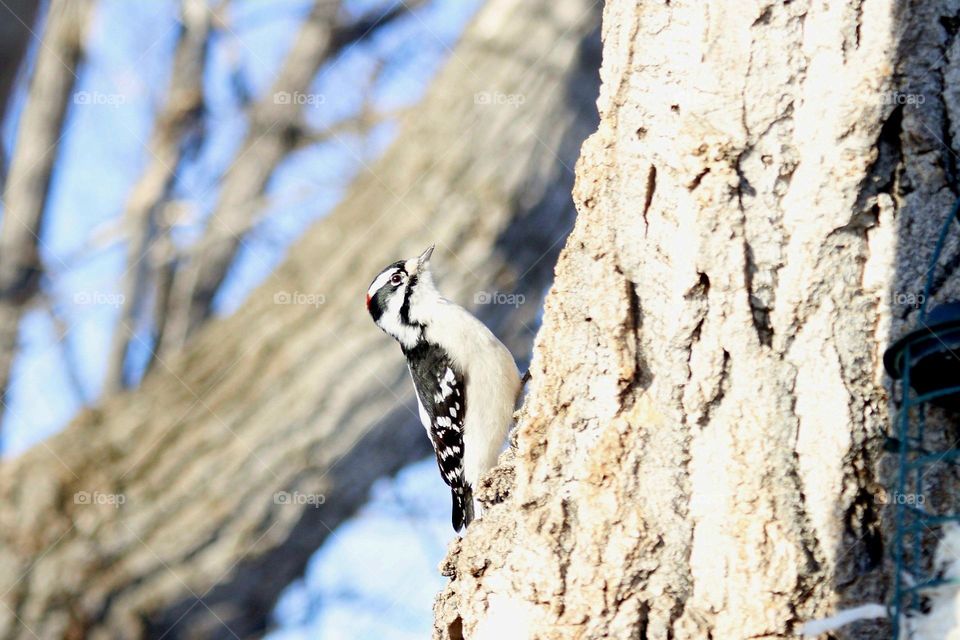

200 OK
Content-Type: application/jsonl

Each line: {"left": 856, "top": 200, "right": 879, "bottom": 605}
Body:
{"left": 435, "top": 1, "right": 958, "bottom": 638}
{"left": 0, "top": 0, "right": 90, "bottom": 426}
{"left": 0, "top": 0, "right": 38, "bottom": 132}
{"left": 0, "top": 0, "right": 600, "bottom": 638}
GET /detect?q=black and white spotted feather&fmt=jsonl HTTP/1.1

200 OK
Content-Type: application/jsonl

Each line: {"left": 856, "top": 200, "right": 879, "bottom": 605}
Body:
{"left": 366, "top": 245, "right": 521, "bottom": 532}
{"left": 403, "top": 341, "right": 472, "bottom": 530}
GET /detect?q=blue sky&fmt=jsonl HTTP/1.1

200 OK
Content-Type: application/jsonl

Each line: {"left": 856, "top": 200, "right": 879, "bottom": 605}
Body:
{"left": 268, "top": 458, "right": 452, "bottom": 639}
{"left": 2, "top": 0, "right": 480, "bottom": 454}
{"left": 1, "top": 0, "right": 480, "bottom": 636}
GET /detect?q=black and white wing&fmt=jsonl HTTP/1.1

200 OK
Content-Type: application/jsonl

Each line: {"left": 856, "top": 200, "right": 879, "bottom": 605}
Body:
{"left": 404, "top": 342, "right": 472, "bottom": 531}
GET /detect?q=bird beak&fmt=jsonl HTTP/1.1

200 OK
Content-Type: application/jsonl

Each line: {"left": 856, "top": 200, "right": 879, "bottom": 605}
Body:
{"left": 417, "top": 244, "right": 435, "bottom": 271}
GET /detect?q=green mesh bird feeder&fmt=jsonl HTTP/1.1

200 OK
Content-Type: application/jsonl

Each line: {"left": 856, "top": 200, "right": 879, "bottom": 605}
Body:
{"left": 884, "top": 197, "right": 960, "bottom": 637}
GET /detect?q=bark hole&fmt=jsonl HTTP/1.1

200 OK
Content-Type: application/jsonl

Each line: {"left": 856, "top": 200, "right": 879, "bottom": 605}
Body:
{"left": 448, "top": 616, "right": 464, "bottom": 640}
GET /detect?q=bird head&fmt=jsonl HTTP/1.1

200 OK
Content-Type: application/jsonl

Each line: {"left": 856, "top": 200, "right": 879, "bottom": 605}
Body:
{"left": 366, "top": 245, "right": 436, "bottom": 348}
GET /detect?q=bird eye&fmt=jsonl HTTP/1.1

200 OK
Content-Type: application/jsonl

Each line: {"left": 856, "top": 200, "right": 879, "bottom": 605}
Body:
{"left": 390, "top": 273, "right": 403, "bottom": 285}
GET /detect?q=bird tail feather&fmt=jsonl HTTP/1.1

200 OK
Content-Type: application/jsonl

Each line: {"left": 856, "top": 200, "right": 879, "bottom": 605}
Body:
{"left": 452, "top": 485, "right": 474, "bottom": 532}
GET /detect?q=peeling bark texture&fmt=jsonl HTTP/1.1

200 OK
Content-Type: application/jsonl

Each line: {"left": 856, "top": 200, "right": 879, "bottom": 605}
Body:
{"left": 0, "top": 0, "right": 600, "bottom": 638}
{"left": 0, "top": 0, "right": 90, "bottom": 424}
{"left": 435, "top": 1, "right": 960, "bottom": 639}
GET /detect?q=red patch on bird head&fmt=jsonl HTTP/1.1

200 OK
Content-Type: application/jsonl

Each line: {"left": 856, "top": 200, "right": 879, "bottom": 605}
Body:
{"left": 365, "top": 293, "right": 371, "bottom": 310}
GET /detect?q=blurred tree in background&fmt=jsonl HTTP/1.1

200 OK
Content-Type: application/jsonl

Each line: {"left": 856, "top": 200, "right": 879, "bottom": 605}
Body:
{"left": 0, "top": 0, "right": 600, "bottom": 638}
{"left": 9, "top": 1, "right": 959, "bottom": 639}
{"left": 0, "top": 0, "right": 479, "bottom": 446}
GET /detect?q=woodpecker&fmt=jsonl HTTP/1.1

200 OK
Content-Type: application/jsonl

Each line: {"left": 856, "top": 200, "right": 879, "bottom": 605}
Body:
{"left": 366, "top": 245, "right": 521, "bottom": 531}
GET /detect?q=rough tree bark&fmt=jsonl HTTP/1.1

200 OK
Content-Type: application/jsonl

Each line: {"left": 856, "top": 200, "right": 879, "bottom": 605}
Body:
{"left": 435, "top": 1, "right": 960, "bottom": 639}
{"left": 0, "top": 0, "right": 90, "bottom": 425}
{"left": 0, "top": 0, "right": 600, "bottom": 638}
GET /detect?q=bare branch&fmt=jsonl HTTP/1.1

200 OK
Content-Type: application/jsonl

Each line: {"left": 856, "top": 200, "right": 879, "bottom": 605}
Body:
{"left": 0, "top": 0, "right": 39, "bottom": 126}
{"left": 101, "top": 0, "right": 211, "bottom": 392}
{"left": 40, "top": 293, "right": 87, "bottom": 405}
{"left": 161, "top": 0, "right": 426, "bottom": 354}
{"left": 0, "top": 0, "right": 90, "bottom": 428}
